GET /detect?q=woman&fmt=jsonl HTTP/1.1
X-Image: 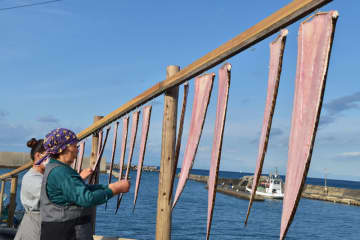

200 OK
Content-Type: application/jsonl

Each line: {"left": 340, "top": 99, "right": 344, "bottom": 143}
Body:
{"left": 14, "top": 138, "right": 46, "bottom": 240}
{"left": 38, "top": 128, "right": 130, "bottom": 240}
{"left": 14, "top": 138, "right": 94, "bottom": 240}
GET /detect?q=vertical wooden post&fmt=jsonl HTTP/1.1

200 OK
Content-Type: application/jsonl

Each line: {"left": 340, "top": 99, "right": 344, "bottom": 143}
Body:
{"left": 89, "top": 115, "right": 103, "bottom": 234}
{"left": 0, "top": 180, "right": 5, "bottom": 217}
{"left": 8, "top": 176, "right": 17, "bottom": 227}
{"left": 156, "top": 65, "right": 180, "bottom": 240}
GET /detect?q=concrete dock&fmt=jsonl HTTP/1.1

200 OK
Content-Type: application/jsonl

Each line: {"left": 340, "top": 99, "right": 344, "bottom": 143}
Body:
{"left": 185, "top": 174, "right": 360, "bottom": 206}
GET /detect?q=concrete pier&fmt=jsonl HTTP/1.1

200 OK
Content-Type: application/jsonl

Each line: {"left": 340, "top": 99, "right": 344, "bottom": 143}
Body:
{"left": 302, "top": 184, "right": 360, "bottom": 206}
{"left": 184, "top": 174, "right": 360, "bottom": 206}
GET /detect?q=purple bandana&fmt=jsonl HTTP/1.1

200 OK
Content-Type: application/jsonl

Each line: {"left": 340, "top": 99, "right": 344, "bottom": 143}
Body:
{"left": 35, "top": 128, "right": 79, "bottom": 165}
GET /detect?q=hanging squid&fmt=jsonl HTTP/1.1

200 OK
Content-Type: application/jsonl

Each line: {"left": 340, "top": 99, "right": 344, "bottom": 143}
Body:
{"left": 115, "top": 117, "right": 129, "bottom": 214}
{"left": 244, "top": 29, "right": 288, "bottom": 226}
{"left": 206, "top": 63, "right": 231, "bottom": 240}
{"left": 89, "top": 127, "right": 111, "bottom": 184}
{"left": 76, "top": 141, "right": 85, "bottom": 173}
{"left": 133, "top": 105, "right": 152, "bottom": 211}
{"left": 172, "top": 73, "right": 215, "bottom": 208}
{"left": 280, "top": 11, "right": 338, "bottom": 240}
{"left": 105, "top": 121, "right": 119, "bottom": 210}
{"left": 170, "top": 82, "right": 190, "bottom": 198}
{"left": 124, "top": 111, "right": 140, "bottom": 180}
{"left": 97, "top": 130, "right": 103, "bottom": 158}
{"left": 116, "top": 111, "right": 140, "bottom": 212}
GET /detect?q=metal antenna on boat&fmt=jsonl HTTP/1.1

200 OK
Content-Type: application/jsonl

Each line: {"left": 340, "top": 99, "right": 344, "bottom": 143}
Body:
{"left": 324, "top": 168, "right": 328, "bottom": 195}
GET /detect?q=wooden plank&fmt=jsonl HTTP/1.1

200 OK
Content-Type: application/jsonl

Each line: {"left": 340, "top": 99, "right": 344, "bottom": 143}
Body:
{"left": 90, "top": 116, "right": 103, "bottom": 235}
{"left": 0, "top": 180, "right": 5, "bottom": 216}
{"left": 0, "top": 161, "right": 32, "bottom": 180}
{"left": 7, "top": 176, "right": 17, "bottom": 227}
{"left": 155, "top": 66, "right": 179, "bottom": 240}
{"left": 77, "top": 0, "right": 332, "bottom": 140}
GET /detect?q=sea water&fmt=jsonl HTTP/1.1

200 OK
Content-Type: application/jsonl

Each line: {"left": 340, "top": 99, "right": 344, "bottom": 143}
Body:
{"left": 1, "top": 169, "right": 359, "bottom": 240}
{"left": 96, "top": 170, "right": 360, "bottom": 240}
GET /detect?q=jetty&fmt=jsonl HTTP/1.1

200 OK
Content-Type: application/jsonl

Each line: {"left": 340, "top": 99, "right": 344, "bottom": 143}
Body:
{"left": 204, "top": 185, "right": 264, "bottom": 201}
{"left": 302, "top": 184, "right": 360, "bottom": 206}
{"left": 185, "top": 174, "right": 360, "bottom": 206}
{"left": 106, "top": 163, "right": 159, "bottom": 173}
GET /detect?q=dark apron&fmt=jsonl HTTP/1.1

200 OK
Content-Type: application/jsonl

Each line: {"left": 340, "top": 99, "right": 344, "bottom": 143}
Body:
{"left": 40, "top": 161, "right": 92, "bottom": 240}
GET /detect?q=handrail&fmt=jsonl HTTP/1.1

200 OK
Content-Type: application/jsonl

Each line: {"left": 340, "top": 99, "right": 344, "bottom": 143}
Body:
{"left": 77, "top": 0, "right": 332, "bottom": 140}
{"left": 0, "top": 161, "right": 32, "bottom": 180}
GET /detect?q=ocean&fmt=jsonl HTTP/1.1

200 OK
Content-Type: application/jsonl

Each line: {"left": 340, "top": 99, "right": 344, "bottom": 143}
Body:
{"left": 1, "top": 168, "right": 359, "bottom": 239}
{"left": 96, "top": 169, "right": 360, "bottom": 240}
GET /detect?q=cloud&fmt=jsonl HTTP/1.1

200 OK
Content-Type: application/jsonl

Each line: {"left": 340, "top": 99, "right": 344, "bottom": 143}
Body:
{"left": 270, "top": 127, "right": 283, "bottom": 137}
{"left": 241, "top": 98, "right": 251, "bottom": 104}
{"left": 0, "top": 110, "right": 9, "bottom": 120}
{"left": 0, "top": 122, "right": 33, "bottom": 146}
{"left": 336, "top": 152, "right": 360, "bottom": 158}
{"left": 198, "top": 146, "right": 211, "bottom": 153}
{"left": 320, "top": 91, "right": 360, "bottom": 126}
{"left": 249, "top": 127, "right": 284, "bottom": 144}
{"left": 37, "top": 115, "right": 60, "bottom": 123}
{"left": 319, "top": 115, "right": 335, "bottom": 126}
{"left": 318, "top": 135, "right": 336, "bottom": 142}
{"left": 324, "top": 92, "right": 360, "bottom": 114}
{"left": 151, "top": 100, "right": 163, "bottom": 107}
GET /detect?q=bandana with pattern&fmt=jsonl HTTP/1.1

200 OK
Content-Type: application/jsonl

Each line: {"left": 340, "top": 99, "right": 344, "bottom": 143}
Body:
{"left": 35, "top": 128, "right": 79, "bottom": 165}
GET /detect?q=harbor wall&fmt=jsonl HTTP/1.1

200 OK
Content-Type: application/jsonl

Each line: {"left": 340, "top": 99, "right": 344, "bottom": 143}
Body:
{"left": 105, "top": 163, "right": 159, "bottom": 172}
{"left": 184, "top": 174, "right": 360, "bottom": 206}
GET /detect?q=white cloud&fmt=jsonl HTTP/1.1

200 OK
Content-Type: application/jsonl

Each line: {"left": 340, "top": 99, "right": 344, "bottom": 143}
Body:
{"left": 0, "top": 122, "right": 33, "bottom": 150}
{"left": 0, "top": 110, "right": 9, "bottom": 120}
{"left": 37, "top": 115, "right": 60, "bottom": 123}
{"left": 337, "top": 152, "right": 360, "bottom": 158}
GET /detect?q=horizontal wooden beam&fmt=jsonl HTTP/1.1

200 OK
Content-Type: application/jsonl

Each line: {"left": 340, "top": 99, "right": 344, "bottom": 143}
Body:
{"left": 77, "top": 0, "right": 332, "bottom": 140}
{"left": 0, "top": 161, "right": 32, "bottom": 180}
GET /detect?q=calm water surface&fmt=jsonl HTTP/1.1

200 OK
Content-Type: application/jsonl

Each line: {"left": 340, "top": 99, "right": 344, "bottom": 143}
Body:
{"left": 96, "top": 170, "right": 360, "bottom": 240}
{"left": 1, "top": 169, "right": 359, "bottom": 239}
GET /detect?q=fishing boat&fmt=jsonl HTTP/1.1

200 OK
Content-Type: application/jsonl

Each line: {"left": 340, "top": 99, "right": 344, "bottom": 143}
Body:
{"left": 246, "top": 171, "right": 284, "bottom": 199}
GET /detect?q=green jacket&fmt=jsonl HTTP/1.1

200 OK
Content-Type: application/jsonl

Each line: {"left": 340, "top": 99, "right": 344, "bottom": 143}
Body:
{"left": 46, "top": 159, "right": 113, "bottom": 208}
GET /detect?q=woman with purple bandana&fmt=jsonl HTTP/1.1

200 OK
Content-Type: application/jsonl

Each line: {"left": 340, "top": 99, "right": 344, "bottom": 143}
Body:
{"left": 38, "top": 128, "right": 130, "bottom": 240}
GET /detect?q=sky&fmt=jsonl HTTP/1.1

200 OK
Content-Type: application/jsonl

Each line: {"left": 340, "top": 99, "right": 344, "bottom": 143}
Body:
{"left": 0, "top": 0, "right": 359, "bottom": 181}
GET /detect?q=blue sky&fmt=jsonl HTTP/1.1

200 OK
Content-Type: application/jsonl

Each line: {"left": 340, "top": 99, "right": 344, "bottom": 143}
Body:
{"left": 0, "top": 0, "right": 359, "bottom": 181}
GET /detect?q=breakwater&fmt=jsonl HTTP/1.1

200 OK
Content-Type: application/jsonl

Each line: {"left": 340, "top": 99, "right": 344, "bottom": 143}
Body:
{"left": 105, "top": 163, "right": 159, "bottom": 172}
{"left": 185, "top": 174, "right": 360, "bottom": 206}
{"left": 204, "top": 185, "right": 264, "bottom": 201}
{"left": 302, "top": 184, "right": 360, "bottom": 206}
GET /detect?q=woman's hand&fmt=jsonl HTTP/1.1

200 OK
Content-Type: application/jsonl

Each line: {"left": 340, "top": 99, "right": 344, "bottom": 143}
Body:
{"left": 80, "top": 168, "right": 93, "bottom": 180}
{"left": 109, "top": 180, "right": 131, "bottom": 195}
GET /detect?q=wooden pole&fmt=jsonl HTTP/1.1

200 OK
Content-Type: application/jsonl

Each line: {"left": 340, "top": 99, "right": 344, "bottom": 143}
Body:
{"left": 156, "top": 66, "right": 180, "bottom": 240}
{"left": 8, "top": 176, "right": 17, "bottom": 227}
{"left": 0, "top": 180, "right": 5, "bottom": 217}
{"left": 90, "top": 116, "right": 103, "bottom": 234}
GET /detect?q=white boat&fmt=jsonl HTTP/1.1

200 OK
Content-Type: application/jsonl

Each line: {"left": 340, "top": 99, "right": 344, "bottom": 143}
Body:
{"left": 246, "top": 171, "right": 284, "bottom": 199}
